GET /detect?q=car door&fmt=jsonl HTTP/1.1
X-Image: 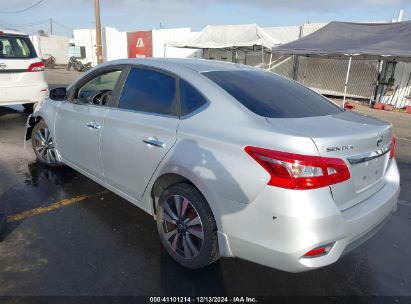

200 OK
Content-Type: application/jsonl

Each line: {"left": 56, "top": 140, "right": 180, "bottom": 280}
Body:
{"left": 101, "top": 66, "right": 180, "bottom": 201}
{"left": 54, "top": 67, "right": 125, "bottom": 182}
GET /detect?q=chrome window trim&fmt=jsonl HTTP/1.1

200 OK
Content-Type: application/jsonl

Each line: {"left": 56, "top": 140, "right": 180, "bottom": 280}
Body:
{"left": 107, "top": 106, "right": 180, "bottom": 120}
{"left": 347, "top": 144, "right": 392, "bottom": 165}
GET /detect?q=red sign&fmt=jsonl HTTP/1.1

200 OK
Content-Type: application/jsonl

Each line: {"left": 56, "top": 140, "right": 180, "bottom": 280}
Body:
{"left": 127, "top": 31, "right": 153, "bottom": 58}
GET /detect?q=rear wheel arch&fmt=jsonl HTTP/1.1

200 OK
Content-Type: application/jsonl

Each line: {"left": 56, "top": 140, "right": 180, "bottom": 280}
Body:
{"left": 150, "top": 173, "right": 218, "bottom": 223}
{"left": 151, "top": 173, "right": 195, "bottom": 216}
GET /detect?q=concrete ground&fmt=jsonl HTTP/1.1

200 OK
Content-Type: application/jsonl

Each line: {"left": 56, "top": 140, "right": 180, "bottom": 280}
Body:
{"left": 0, "top": 68, "right": 410, "bottom": 296}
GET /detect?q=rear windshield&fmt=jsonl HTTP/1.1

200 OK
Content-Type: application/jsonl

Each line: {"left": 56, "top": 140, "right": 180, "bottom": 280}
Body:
{"left": 203, "top": 70, "right": 343, "bottom": 118}
{"left": 0, "top": 35, "right": 36, "bottom": 59}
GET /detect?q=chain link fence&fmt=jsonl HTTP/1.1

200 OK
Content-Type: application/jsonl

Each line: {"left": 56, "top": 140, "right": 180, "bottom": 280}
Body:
{"left": 203, "top": 49, "right": 380, "bottom": 100}
{"left": 271, "top": 56, "right": 380, "bottom": 100}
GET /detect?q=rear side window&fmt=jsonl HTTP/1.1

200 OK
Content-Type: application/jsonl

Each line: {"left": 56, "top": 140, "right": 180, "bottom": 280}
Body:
{"left": 179, "top": 79, "right": 207, "bottom": 116}
{"left": 0, "top": 36, "right": 36, "bottom": 59}
{"left": 203, "top": 70, "right": 343, "bottom": 118}
{"left": 119, "top": 68, "right": 177, "bottom": 116}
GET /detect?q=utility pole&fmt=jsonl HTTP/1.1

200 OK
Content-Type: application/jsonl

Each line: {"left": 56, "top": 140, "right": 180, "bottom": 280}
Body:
{"left": 94, "top": 0, "right": 103, "bottom": 64}
{"left": 397, "top": 9, "right": 404, "bottom": 22}
{"left": 49, "top": 18, "right": 53, "bottom": 35}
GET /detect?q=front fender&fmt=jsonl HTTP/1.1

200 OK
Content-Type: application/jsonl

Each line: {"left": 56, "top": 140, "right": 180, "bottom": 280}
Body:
{"left": 24, "top": 99, "right": 61, "bottom": 146}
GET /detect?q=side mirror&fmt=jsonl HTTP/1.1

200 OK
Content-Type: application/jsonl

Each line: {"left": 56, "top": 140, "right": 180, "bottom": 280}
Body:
{"left": 49, "top": 87, "right": 67, "bottom": 101}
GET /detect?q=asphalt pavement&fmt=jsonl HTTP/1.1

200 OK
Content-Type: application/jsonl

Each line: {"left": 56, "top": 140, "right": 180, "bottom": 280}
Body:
{"left": 0, "top": 68, "right": 410, "bottom": 296}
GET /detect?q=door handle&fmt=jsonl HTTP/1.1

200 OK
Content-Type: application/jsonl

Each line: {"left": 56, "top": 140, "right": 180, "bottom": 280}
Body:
{"left": 86, "top": 121, "right": 101, "bottom": 130}
{"left": 143, "top": 138, "right": 165, "bottom": 148}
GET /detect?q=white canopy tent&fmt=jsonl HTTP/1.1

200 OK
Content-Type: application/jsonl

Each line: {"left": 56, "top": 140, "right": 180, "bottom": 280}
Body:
{"left": 271, "top": 21, "right": 411, "bottom": 108}
{"left": 166, "top": 24, "right": 280, "bottom": 64}
{"left": 166, "top": 24, "right": 280, "bottom": 50}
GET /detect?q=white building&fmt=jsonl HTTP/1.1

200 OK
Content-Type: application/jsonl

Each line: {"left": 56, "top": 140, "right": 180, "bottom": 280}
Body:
{"left": 72, "top": 28, "right": 98, "bottom": 66}
{"left": 71, "top": 26, "right": 199, "bottom": 66}
{"left": 30, "top": 34, "right": 70, "bottom": 64}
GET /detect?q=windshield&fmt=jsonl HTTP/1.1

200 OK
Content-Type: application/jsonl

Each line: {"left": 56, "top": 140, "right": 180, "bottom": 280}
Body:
{"left": 203, "top": 69, "right": 343, "bottom": 118}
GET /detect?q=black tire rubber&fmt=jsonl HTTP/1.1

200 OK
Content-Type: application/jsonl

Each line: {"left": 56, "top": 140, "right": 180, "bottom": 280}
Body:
{"left": 157, "top": 183, "right": 219, "bottom": 269}
{"left": 23, "top": 103, "right": 35, "bottom": 112}
{"left": 31, "top": 120, "right": 61, "bottom": 167}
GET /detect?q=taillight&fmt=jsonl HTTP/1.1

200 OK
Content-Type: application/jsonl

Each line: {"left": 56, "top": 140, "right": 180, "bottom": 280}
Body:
{"left": 27, "top": 62, "right": 45, "bottom": 72}
{"left": 244, "top": 146, "right": 350, "bottom": 190}
{"left": 390, "top": 134, "right": 396, "bottom": 159}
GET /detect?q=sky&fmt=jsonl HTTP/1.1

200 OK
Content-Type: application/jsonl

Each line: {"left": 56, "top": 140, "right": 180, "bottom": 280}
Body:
{"left": 0, "top": 0, "right": 410, "bottom": 36}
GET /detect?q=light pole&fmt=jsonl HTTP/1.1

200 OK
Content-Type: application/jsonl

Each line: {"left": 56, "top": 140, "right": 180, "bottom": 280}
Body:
{"left": 94, "top": 0, "right": 103, "bottom": 64}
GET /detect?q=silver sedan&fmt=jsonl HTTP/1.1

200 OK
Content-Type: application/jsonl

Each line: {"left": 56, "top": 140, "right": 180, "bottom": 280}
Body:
{"left": 26, "top": 58, "right": 400, "bottom": 272}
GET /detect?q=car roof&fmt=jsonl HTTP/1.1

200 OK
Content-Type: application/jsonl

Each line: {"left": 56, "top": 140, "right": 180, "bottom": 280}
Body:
{"left": 0, "top": 29, "right": 29, "bottom": 36}
{"left": 100, "top": 58, "right": 256, "bottom": 73}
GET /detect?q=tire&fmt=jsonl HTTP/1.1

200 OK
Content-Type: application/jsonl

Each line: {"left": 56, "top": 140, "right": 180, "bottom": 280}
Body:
{"left": 46, "top": 61, "right": 55, "bottom": 69}
{"left": 75, "top": 62, "right": 84, "bottom": 72}
{"left": 31, "top": 120, "right": 61, "bottom": 167}
{"left": 23, "top": 103, "right": 35, "bottom": 112}
{"left": 156, "top": 183, "right": 219, "bottom": 269}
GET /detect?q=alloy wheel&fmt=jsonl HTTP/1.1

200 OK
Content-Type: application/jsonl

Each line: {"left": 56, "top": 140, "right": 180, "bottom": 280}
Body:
{"left": 161, "top": 195, "right": 204, "bottom": 259}
{"left": 33, "top": 127, "right": 58, "bottom": 165}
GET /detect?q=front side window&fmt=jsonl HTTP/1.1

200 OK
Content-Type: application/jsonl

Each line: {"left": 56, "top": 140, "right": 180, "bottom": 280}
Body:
{"left": 119, "top": 68, "right": 177, "bottom": 116}
{"left": 76, "top": 70, "right": 122, "bottom": 106}
{"left": 179, "top": 79, "right": 207, "bottom": 116}
{"left": 203, "top": 70, "right": 343, "bottom": 118}
{"left": 0, "top": 36, "right": 35, "bottom": 59}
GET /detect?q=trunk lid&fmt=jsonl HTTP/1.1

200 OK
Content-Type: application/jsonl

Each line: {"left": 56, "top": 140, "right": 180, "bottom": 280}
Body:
{"left": 266, "top": 111, "right": 392, "bottom": 211}
{"left": 0, "top": 58, "right": 39, "bottom": 84}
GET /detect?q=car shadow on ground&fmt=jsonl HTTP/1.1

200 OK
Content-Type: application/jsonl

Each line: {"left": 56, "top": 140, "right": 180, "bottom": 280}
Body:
{"left": 0, "top": 106, "right": 22, "bottom": 117}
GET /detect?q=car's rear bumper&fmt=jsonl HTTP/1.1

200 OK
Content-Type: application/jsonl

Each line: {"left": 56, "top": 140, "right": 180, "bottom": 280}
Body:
{"left": 219, "top": 159, "right": 400, "bottom": 272}
{"left": 0, "top": 82, "right": 48, "bottom": 105}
